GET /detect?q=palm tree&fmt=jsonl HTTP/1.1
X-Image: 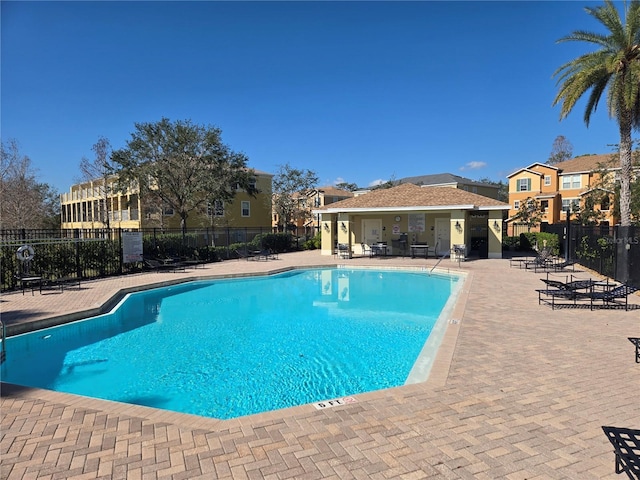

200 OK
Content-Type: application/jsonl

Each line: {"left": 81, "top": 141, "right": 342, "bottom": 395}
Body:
{"left": 553, "top": 0, "right": 640, "bottom": 227}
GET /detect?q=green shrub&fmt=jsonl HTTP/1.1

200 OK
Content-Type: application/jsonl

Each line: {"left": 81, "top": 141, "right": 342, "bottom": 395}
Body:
{"left": 252, "top": 232, "right": 293, "bottom": 252}
{"left": 518, "top": 232, "right": 560, "bottom": 255}
{"left": 502, "top": 236, "right": 519, "bottom": 250}
{"left": 534, "top": 232, "right": 560, "bottom": 255}
{"left": 301, "top": 233, "right": 322, "bottom": 250}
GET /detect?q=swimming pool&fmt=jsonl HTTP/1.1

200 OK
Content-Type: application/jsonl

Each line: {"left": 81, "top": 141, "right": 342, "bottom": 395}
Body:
{"left": 1, "top": 267, "right": 462, "bottom": 419}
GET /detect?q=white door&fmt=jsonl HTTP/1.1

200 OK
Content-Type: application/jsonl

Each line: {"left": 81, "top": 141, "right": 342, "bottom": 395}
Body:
{"left": 435, "top": 218, "right": 451, "bottom": 256}
{"left": 362, "top": 219, "right": 382, "bottom": 247}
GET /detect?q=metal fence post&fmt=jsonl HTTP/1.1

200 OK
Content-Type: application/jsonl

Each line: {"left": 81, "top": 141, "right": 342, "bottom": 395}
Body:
{"left": 74, "top": 229, "right": 82, "bottom": 279}
{"left": 118, "top": 228, "right": 123, "bottom": 274}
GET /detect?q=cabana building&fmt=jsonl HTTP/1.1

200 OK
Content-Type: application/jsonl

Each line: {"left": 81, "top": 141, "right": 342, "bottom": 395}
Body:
{"left": 315, "top": 183, "right": 511, "bottom": 260}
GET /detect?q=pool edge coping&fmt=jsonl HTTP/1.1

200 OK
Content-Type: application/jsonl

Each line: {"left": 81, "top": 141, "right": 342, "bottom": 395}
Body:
{"left": 1, "top": 264, "right": 470, "bottom": 430}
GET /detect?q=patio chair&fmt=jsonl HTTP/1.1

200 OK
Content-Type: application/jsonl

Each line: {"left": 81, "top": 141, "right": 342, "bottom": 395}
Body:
{"left": 602, "top": 426, "right": 640, "bottom": 479}
{"left": 510, "top": 246, "right": 552, "bottom": 269}
{"left": 539, "top": 277, "right": 595, "bottom": 291}
{"left": 523, "top": 247, "right": 554, "bottom": 270}
{"left": 532, "top": 255, "right": 575, "bottom": 273}
{"left": 629, "top": 337, "right": 640, "bottom": 364}
{"left": 144, "top": 258, "right": 185, "bottom": 272}
{"left": 235, "top": 247, "right": 258, "bottom": 261}
{"left": 550, "top": 258, "right": 577, "bottom": 272}
{"left": 337, "top": 243, "right": 351, "bottom": 259}
{"left": 586, "top": 283, "right": 639, "bottom": 311}
{"left": 536, "top": 287, "right": 586, "bottom": 309}
{"left": 255, "top": 248, "right": 277, "bottom": 261}
{"left": 360, "top": 242, "right": 372, "bottom": 258}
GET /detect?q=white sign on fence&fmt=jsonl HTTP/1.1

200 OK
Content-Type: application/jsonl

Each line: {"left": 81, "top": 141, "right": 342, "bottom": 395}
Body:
{"left": 122, "top": 232, "right": 143, "bottom": 263}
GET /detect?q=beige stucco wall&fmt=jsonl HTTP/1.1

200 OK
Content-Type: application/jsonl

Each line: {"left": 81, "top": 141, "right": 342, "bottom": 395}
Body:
{"left": 319, "top": 210, "right": 505, "bottom": 260}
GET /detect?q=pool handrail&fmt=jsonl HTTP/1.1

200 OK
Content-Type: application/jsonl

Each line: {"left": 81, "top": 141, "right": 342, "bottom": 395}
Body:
{"left": 430, "top": 240, "right": 450, "bottom": 275}
{"left": 0, "top": 318, "right": 5, "bottom": 364}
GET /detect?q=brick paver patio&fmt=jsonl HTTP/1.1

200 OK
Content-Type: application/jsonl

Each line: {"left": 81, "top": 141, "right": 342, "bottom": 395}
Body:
{"left": 1, "top": 251, "right": 638, "bottom": 479}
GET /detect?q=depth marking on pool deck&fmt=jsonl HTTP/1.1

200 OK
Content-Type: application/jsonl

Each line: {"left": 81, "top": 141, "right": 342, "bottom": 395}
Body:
{"left": 312, "top": 396, "right": 358, "bottom": 410}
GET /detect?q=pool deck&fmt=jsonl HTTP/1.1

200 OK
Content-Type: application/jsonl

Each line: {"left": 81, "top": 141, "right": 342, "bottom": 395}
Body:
{"left": 1, "top": 251, "right": 639, "bottom": 479}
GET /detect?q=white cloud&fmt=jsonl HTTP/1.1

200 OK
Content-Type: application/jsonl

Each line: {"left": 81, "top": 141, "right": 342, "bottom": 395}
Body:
{"left": 460, "top": 161, "right": 487, "bottom": 171}
{"left": 333, "top": 177, "right": 345, "bottom": 185}
{"left": 368, "top": 179, "right": 386, "bottom": 187}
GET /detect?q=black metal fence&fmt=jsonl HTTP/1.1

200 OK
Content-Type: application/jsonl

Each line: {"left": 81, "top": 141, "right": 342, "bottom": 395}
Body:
{"left": 1, "top": 227, "right": 320, "bottom": 291}
{"left": 543, "top": 224, "right": 639, "bottom": 288}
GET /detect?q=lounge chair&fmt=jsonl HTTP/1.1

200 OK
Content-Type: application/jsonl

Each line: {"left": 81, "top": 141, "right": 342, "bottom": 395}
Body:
{"left": 532, "top": 256, "right": 576, "bottom": 273}
{"left": 255, "top": 248, "right": 277, "bottom": 261}
{"left": 540, "top": 277, "right": 595, "bottom": 291}
{"left": 629, "top": 337, "right": 640, "bottom": 364}
{"left": 586, "top": 283, "right": 639, "bottom": 310}
{"left": 144, "top": 258, "right": 185, "bottom": 272}
{"left": 510, "top": 247, "right": 552, "bottom": 269}
{"left": 602, "top": 426, "right": 640, "bottom": 479}
{"left": 524, "top": 247, "right": 554, "bottom": 270}
{"left": 235, "top": 247, "right": 257, "bottom": 261}
{"left": 536, "top": 288, "right": 586, "bottom": 309}
{"left": 549, "top": 258, "right": 577, "bottom": 272}
{"left": 360, "top": 242, "right": 372, "bottom": 258}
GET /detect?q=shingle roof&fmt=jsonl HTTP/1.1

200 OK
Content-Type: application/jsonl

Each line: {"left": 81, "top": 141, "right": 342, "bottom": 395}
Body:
{"left": 319, "top": 183, "right": 509, "bottom": 211}
{"left": 397, "top": 173, "right": 494, "bottom": 188}
{"left": 316, "top": 186, "right": 354, "bottom": 197}
{"left": 554, "top": 154, "right": 618, "bottom": 173}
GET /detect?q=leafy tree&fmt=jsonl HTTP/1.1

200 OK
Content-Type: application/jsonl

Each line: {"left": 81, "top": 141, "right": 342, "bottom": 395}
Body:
{"left": 335, "top": 182, "right": 359, "bottom": 192}
{"left": 574, "top": 193, "right": 606, "bottom": 225}
{"left": 79, "top": 136, "right": 114, "bottom": 228}
{"left": 0, "top": 139, "right": 59, "bottom": 229}
{"left": 548, "top": 135, "right": 574, "bottom": 164}
{"left": 588, "top": 148, "right": 640, "bottom": 224}
{"left": 112, "top": 118, "right": 257, "bottom": 235}
{"left": 553, "top": 0, "right": 640, "bottom": 227}
{"left": 272, "top": 163, "right": 318, "bottom": 231}
{"left": 514, "top": 197, "right": 543, "bottom": 232}
{"left": 370, "top": 175, "right": 397, "bottom": 190}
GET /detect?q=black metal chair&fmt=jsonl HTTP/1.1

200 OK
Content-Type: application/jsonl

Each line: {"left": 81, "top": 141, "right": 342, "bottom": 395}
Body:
{"left": 602, "top": 426, "right": 640, "bottom": 479}
{"left": 586, "top": 284, "right": 639, "bottom": 310}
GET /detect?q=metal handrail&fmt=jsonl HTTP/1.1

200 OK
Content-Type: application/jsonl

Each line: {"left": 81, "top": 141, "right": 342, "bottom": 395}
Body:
{"left": 0, "top": 319, "right": 6, "bottom": 364}
{"left": 429, "top": 240, "right": 449, "bottom": 274}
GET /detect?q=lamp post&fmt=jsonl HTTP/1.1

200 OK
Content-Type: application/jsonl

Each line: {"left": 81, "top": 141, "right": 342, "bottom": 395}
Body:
{"left": 564, "top": 204, "right": 572, "bottom": 260}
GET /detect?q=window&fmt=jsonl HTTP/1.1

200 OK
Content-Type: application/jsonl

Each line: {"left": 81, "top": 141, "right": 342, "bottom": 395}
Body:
{"left": 241, "top": 201, "right": 250, "bottom": 217}
{"left": 600, "top": 195, "right": 610, "bottom": 211}
{"left": 208, "top": 200, "right": 224, "bottom": 217}
{"left": 561, "top": 174, "right": 581, "bottom": 189}
{"left": 518, "top": 178, "right": 531, "bottom": 192}
{"left": 163, "top": 206, "right": 174, "bottom": 216}
{"left": 562, "top": 198, "right": 579, "bottom": 212}
{"left": 514, "top": 200, "right": 520, "bottom": 210}
{"left": 544, "top": 175, "right": 551, "bottom": 186}
{"left": 540, "top": 200, "right": 549, "bottom": 211}
{"left": 472, "top": 186, "right": 478, "bottom": 193}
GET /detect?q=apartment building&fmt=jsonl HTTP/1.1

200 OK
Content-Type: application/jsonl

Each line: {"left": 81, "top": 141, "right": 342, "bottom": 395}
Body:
{"left": 272, "top": 186, "right": 354, "bottom": 231}
{"left": 60, "top": 170, "right": 274, "bottom": 230}
{"left": 397, "top": 173, "right": 502, "bottom": 200}
{"left": 506, "top": 154, "right": 618, "bottom": 233}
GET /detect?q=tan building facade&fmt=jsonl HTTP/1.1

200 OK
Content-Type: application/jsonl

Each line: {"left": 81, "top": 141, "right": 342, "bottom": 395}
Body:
{"left": 398, "top": 173, "right": 502, "bottom": 200}
{"left": 506, "top": 155, "right": 619, "bottom": 234}
{"left": 60, "top": 170, "right": 273, "bottom": 230}
{"left": 315, "top": 183, "right": 510, "bottom": 260}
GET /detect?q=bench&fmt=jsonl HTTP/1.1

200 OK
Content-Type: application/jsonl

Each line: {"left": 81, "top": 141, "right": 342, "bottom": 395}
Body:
{"left": 602, "top": 426, "right": 640, "bottom": 479}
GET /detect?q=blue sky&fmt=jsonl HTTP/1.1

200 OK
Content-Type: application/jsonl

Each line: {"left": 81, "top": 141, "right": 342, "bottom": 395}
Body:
{"left": 1, "top": 0, "right": 623, "bottom": 194}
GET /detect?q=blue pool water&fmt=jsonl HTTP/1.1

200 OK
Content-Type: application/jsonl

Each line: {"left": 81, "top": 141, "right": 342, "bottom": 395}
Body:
{"left": 1, "top": 268, "right": 461, "bottom": 419}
